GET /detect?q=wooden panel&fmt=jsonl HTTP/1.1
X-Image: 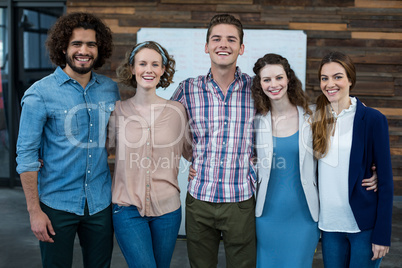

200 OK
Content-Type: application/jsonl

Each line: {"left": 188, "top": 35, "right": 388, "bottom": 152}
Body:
{"left": 352, "top": 32, "right": 402, "bottom": 40}
{"left": 375, "top": 108, "right": 402, "bottom": 117}
{"left": 67, "top": 7, "right": 135, "bottom": 14}
{"left": 161, "top": 0, "right": 253, "bottom": 4}
{"left": 305, "top": 30, "right": 351, "bottom": 39}
{"left": 118, "top": 18, "right": 160, "bottom": 27}
{"left": 216, "top": 4, "right": 262, "bottom": 13}
{"left": 394, "top": 180, "right": 402, "bottom": 196}
{"left": 356, "top": 98, "right": 402, "bottom": 109}
{"left": 349, "top": 19, "right": 402, "bottom": 30}
{"left": 158, "top": 4, "right": 216, "bottom": 11}
{"left": 351, "top": 54, "right": 402, "bottom": 65}
{"left": 71, "top": 0, "right": 156, "bottom": 2}
{"left": 289, "top": 22, "right": 348, "bottom": 31}
{"left": 258, "top": 0, "right": 353, "bottom": 6}
{"left": 353, "top": 82, "right": 394, "bottom": 96}
{"left": 68, "top": 1, "right": 156, "bottom": 7}
{"left": 104, "top": 19, "right": 140, "bottom": 34}
{"left": 355, "top": 0, "right": 402, "bottom": 8}
{"left": 125, "top": 10, "right": 191, "bottom": 20}
{"left": 338, "top": 7, "right": 402, "bottom": 16}
{"left": 112, "top": 33, "right": 137, "bottom": 45}
{"left": 391, "top": 148, "right": 402, "bottom": 156}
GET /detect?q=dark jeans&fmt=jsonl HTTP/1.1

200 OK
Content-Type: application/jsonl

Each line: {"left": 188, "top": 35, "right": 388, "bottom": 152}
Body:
{"left": 322, "top": 229, "right": 382, "bottom": 268}
{"left": 185, "top": 192, "right": 256, "bottom": 268}
{"left": 39, "top": 202, "right": 113, "bottom": 268}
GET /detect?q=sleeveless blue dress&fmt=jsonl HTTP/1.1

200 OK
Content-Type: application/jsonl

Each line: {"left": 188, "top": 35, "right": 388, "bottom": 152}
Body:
{"left": 256, "top": 131, "right": 320, "bottom": 267}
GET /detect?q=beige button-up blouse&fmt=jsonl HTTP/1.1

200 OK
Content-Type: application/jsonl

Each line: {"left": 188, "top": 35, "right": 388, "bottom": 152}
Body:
{"left": 108, "top": 99, "right": 192, "bottom": 217}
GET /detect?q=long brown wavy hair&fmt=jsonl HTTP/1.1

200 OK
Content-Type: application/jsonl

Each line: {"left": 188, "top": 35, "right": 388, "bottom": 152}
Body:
{"left": 45, "top": 12, "right": 113, "bottom": 69}
{"left": 251, "top": 53, "right": 311, "bottom": 116}
{"left": 116, "top": 41, "right": 175, "bottom": 89}
{"left": 312, "top": 51, "right": 356, "bottom": 158}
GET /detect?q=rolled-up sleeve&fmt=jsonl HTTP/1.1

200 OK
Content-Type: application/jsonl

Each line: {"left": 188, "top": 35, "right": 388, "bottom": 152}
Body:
{"left": 16, "top": 88, "right": 47, "bottom": 174}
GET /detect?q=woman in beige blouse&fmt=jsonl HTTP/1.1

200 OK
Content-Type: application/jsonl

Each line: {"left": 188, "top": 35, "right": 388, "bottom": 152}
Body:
{"left": 107, "top": 41, "right": 192, "bottom": 268}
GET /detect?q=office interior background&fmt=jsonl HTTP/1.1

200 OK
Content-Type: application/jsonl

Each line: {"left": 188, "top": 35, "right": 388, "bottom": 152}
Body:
{"left": 0, "top": 0, "right": 400, "bottom": 196}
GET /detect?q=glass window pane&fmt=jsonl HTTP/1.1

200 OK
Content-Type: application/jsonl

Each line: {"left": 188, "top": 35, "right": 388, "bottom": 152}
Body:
{"left": 22, "top": 8, "right": 59, "bottom": 70}
{"left": 0, "top": 7, "right": 9, "bottom": 178}
{"left": 24, "top": 32, "right": 40, "bottom": 69}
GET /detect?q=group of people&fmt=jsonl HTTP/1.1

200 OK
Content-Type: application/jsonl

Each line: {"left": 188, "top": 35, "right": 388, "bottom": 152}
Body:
{"left": 15, "top": 11, "right": 393, "bottom": 268}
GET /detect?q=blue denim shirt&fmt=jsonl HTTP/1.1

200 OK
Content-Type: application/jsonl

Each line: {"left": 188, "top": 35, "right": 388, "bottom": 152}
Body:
{"left": 16, "top": 66, "right": 120, "bottom": 216}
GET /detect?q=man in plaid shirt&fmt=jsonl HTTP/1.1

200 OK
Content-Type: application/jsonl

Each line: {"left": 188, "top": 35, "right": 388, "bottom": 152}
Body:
{"left": 171, "top": 14, "right": 256, "bottom": 267}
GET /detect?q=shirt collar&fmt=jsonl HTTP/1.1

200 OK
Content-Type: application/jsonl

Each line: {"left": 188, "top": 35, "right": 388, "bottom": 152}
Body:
{"left": 206, "top": 66, "right": 242, "bottom": 82}
{"left": 331, "top": 96, "right": 357, "bottom": 118}
{"left": 54, "top": 66, "right": 99, "bottom": 86}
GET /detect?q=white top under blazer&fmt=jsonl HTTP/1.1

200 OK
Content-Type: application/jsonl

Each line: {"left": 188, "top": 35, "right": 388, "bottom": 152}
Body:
{"left": 318, "top": 97, "right": 360, "bottom": 232}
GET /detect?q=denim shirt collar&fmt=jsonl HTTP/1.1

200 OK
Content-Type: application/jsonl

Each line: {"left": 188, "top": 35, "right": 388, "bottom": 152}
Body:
{"left": 54, "top": 66, "right": 100, "bottom": 88}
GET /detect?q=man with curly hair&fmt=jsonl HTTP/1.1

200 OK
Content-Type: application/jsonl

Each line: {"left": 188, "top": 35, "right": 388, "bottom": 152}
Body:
{"left": 16, "top": 12, "right": 120, "bottom": 267}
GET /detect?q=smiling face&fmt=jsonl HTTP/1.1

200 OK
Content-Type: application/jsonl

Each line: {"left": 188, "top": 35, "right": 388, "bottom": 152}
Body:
{"left": 260, "top": 64, "right": 289, "bottom": 101}
{"left": 64, "top": 28, "right": 98, "bottom": 76}
{"left": 320, "top": 62, "right": 352, "bottom": 108}
{"left": 131, "top": 48, "right": 165, "bottom": 91}
{"left": 205, "top": 24, "right": 244, "bottom": 69}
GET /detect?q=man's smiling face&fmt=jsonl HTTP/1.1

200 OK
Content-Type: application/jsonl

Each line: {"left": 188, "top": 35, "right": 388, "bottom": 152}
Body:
{"left": 64, "top": 27, "right": 98, "bottom": 75}
{"left": 205, "top": 24, "right": 244, "bottom": 69}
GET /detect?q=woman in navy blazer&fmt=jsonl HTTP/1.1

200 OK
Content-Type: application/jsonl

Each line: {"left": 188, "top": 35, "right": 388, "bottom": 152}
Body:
{"left": 312, "top": 51, "right": 393, "bottom": 267}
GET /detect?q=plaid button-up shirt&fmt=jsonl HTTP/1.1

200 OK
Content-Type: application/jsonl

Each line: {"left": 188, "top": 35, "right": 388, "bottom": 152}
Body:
{"left": 172, "top": 67, "right": 256, "bottom": 203}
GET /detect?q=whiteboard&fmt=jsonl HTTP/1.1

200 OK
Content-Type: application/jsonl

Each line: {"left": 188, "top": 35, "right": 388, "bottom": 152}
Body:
{"left": 138, "top": 28, "right": 307, "bottom": 99}
{"left": 137, "top": 28, "right": 307, "bottom": 235}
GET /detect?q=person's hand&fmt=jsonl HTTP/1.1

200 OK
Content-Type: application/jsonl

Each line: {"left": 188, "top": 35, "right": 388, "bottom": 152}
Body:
{"left": 38, "top": 159, "right": 44, "bottom": 169}
{"left": 362, "top": 165, "right": 378, "bottom": 192}
{"left": 188, "top": 165, "right": 196, "bottom": 182}
{"left": 29, "top": 209, "right": 55, "bottom": 243}
{"left": 372, "top": 243, "right": 389, "bottom": 260}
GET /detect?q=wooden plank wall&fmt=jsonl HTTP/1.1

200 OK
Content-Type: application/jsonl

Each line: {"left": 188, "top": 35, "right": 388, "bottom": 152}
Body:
{"left": 67, "top": 0, "right": 402, "bottom": 195}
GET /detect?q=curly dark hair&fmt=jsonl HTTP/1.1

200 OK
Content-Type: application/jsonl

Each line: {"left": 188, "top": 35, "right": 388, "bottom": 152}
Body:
{"left": 116, "top": 41, "right": 176, "bottom": 89}
{"left": 45, "top": 12, "right": 113, "bottom": 69}
{"left": 251, "top": 53, "right": 311, "bottom": 116}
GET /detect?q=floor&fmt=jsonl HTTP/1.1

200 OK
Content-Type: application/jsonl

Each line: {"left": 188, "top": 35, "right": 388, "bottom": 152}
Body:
{"left": 0, "top": 187, "right": 401, "bottom": 268}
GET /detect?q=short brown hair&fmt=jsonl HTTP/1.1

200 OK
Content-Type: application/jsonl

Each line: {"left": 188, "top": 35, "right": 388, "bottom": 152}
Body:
{"left": 206, "top": 14, "right": 244, "bottom": 44}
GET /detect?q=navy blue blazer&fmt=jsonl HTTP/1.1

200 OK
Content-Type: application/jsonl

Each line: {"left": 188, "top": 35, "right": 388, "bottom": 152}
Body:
{"left": 348, "top": 97, "right": 393, "bottom": 246}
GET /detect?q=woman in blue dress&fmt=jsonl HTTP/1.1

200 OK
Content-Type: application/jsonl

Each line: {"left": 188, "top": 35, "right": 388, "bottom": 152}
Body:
{"left": 251, "top": 53, "right": 320, "bottom": 267}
